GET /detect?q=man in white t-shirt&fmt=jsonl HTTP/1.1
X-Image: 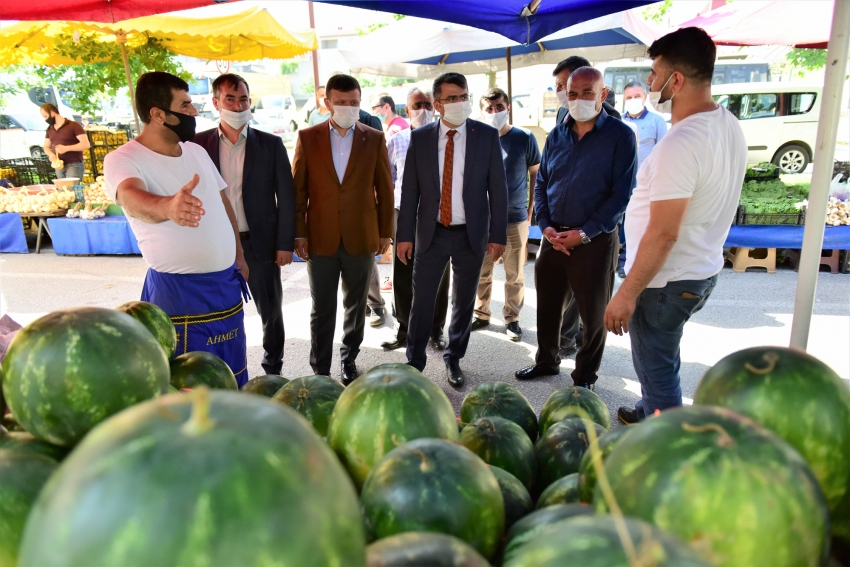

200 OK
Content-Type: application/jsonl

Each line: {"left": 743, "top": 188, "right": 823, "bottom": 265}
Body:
{"left": 603, "top": 28, "right": 747, "bottom": 424}
{"left": 105, "top": 72, "right": 251, "bottom": 385}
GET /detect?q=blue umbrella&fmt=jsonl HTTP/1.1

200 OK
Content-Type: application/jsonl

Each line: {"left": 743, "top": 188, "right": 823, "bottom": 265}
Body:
{"left": 314, "top": 0, "right": 657, "bottom": 44}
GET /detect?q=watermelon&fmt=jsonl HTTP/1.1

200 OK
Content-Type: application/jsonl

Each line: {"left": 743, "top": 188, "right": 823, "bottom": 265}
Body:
{"left": 490, "top": 465, "right": 533, "bottom": 529}
{"left": 460, "top": 382, "right": 538, "bottom": 442}
{"left": 502, "top": 504, "right": 594, "bottom": 564}
{"left": 19, "top": 390, "right": 365, "bottom": 566}
{"left": 0, "top": 430, "right": 69, "bottom": 462}
{"left": 328, "top": 363, "right": 458, "bottom": 488}
{"left": 694, "top": 346, "right": 850, "bottom": 543}
{"left": 459, "top": 416, "right": 536, "bottom": 490}
{"left": 272, "top": 375, "right": 345, "bottom": 437}
{"left": 170, "top": 351, "right": 238, "bottom": 390}
{"left": 577, "top": 426, "right": 632, "bottom": 503}
{"left": 1, "top": 307, "right": 170, "bottom": 446}
{"left": 0, "top": 449, "right": 58, "bottom": 567}
{"left": 503, "top": 515, "right": 712, "bottom": 567}
{"left": 534, "top": 417, "right": 606, "bottom": 493}
{"left": 116, "top": 300, "right": 177, "bottom": 359}
{"left": 536, "top": 473, "right": 580, "bottom": 508}
{"left": 597, "top": 405, "right": 830, "bottom": 567}
{"left": 361, "top": 438, "right": 504, "bottom": 559}
{"left": 538, "top": 386, "right": 610, "bottom": 435}
{"left": 366, "top": 532, "right": 491, "bottom": 567}
{"left": 240, "top": 375, "right": 289, "bottom": 397}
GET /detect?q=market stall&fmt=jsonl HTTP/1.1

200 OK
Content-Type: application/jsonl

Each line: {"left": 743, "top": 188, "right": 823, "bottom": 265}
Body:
{"left": 46, "top": 215, "right": 140, "bottom": 255}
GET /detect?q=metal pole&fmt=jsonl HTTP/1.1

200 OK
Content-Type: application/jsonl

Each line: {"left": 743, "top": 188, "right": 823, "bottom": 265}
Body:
{"left": 117, "top": 34, "right": 142, "bottom": 135}
{"left": 308, "top": 2, "right": 321, "bottom": 95}
{"left": 506, "top": 47, "right": 513, "bottom": 123}
{"left": 789, "top": 0, "right": 850, "bottom": 350}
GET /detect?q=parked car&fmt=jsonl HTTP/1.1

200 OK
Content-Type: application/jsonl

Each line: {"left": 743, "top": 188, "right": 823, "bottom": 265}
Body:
{"left": 0, "top": 113, "right": 48, "bottom": 159}
{"left": 252, "top": 94, "right": 299, "bottom": 132}
{"left": 712, "top": 82, "right": 821, "bottom": 174}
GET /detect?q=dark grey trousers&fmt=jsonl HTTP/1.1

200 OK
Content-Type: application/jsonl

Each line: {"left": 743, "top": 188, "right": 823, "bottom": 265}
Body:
{"left": 242, "top": 237, "right": 284, "bottom": 375}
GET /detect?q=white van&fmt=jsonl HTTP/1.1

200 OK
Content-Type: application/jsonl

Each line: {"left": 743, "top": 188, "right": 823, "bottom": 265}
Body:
{"left": 711, "top": 82, "right": 820, "bottom": 174}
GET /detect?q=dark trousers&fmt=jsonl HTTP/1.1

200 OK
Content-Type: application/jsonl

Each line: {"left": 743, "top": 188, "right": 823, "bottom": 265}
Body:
{"left": 534, "top": 232, "right": 618, "bottom": 384}
{"left": 242, "top": 237, "right": 284, "bottom": 375}
{"left": 407, "top": 225, "right": 484, "bottom": 371}
{"left": 560, "top": 298, "right": 582, "bottom": 348}
{"left": 392, "top": 209, "right": 450, "bottom": 340}
{"left": 307, "top": 243, "right": 373, "bottom": 376}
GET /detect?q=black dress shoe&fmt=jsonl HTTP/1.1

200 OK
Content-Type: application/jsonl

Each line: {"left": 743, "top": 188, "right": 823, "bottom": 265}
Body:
{"left": 430, "top": 334, "right": 447, "bottom": 350}
{"left": 515, "top": 364, "right": 559, "bottom": 381}
{"left": 574, "top": 382, "right": 596, "bottom": 392}
{"left": 341, "top": 361, "right": 359, "bottom": 386}
{"left": 381, "top": 337, "right": 407, "bottom": 350}
{"left": 505, "top": 322, "right": 522, "bottom": 341}
{"left": 617, "top": 267, "right": 627, "bottom": 279}
{"left": 470, "top": 318, "right": 490, "bottom": 332}
{"left": 369, "top": 308, "right": 385, "bottom": 328}
{"left": 618, "top": 406, "right": 640, "bottom": 425}
{"left": 445, "top": 359, "right": 465, "bottom": 388}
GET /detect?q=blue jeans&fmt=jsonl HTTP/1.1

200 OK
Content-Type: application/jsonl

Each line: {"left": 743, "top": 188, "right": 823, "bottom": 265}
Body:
{"left": 56, "top": 162, "right": 84, "bottom": 180}
{"left": 631, "top": 275, "right": 718, "bottom": 419}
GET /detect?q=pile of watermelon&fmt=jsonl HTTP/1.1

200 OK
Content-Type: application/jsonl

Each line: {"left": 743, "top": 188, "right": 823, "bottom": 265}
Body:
{"left": 0, "top": 302, "right": 848, "bottom": 566}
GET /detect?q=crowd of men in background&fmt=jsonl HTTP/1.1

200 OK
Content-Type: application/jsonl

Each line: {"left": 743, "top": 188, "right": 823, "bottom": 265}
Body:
{"left": 104, "top": 25, "right": 747, "bottom": 424}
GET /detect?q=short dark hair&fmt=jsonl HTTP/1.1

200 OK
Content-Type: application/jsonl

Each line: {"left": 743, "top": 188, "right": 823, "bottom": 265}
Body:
{"left": 604, "top": 86, "right": 616, "bottom": 106}
{"left": 553, "top": 56, "right": 591, "bottom": 77}
{"left": 40, "top": 103, "right": 59, "bottom": 115}
{"left": 480, "top": 87, "right": 509, "bottom": 109}
{"left": 376, "top": 93, "right": 396, "bottom": 109}
{"left": 135, "top": 72, "right": 190, "bottom": 124}
{"left": 433, "top": 72, "right": 468, "bottom": 101}
{"left": 648, "top": 27, "right": 716, "bottom": 84}
{"left": 212, "top": 73, "right": 250, "bottom": 97}
{"left": 624, "top": 81, "right": 646, "bottom": 92}
{"left": 325, "top": 74, "right": 361, "bottom": 98}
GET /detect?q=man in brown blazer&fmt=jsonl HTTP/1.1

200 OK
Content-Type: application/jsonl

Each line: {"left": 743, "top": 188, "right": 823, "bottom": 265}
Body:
{"left": 292, "top": 73, "right": 394, "bottom": 384}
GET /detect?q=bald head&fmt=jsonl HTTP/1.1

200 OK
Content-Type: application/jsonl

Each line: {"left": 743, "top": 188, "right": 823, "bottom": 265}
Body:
{"left": 567, "top": 66, "right": 609, "bottom": 122}
{"left": 569, "top": 67, "right": 604, "bottom": 90}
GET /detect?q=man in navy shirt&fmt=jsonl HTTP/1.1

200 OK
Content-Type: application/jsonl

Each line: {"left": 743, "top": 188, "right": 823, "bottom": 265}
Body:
{"left": 471, "top": 88, "right": 541, "bottom": 340}
{"left": 515, "top": 67, "right": 637, "bottom": 389}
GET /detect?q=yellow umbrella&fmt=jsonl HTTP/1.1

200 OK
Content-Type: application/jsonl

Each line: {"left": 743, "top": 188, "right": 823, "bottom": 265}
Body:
{"left": 0, "top": 7, "right": 317, "bottom": 130}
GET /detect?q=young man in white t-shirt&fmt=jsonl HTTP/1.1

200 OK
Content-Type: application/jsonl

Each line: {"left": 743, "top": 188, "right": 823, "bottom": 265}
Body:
{"left": 603, "top": 28, "right": 747, "bottom": 424}
{"left": 105, "top": 72, "right": 251, "bottom": 385}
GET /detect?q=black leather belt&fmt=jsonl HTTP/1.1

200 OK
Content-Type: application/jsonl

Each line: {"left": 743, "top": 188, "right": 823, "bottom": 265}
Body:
{"left": 559, "top": 226, "right": 580, "bottom": 231}
{"left": 239, "top": 231, "right": 250, "bottom": 241}
{"left": 437, "top": 223, "right": 467, "bottom": 232}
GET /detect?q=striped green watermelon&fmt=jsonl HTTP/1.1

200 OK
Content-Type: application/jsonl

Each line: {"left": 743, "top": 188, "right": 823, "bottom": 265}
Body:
{"left": 1, "top": 307, "right": 170, "bottom": 447}
{"left": 538, "top": 386, "right": 610, "bottom": 435}
{"left": 361, "top": 438, "right": 504, "bottom": 559}
{"left": 0, "top": 448, "right": 58, "bottom": 567}
{"left": 490, "top": 465, "right": 533, "bottom": 529}
{"left": 365, "top": 532, "right": 490, "bottom": 567}
{"left": 536, "top": 473, "right": 580, "bottom": 508}
{"left": 461, "top": 382, "right": 538, "bottom": 441}
{"left": 240, "top": 375, "right": 289, "bottom": 397}
{"left": 577, "top": 426, "right": 632, "bottom": 503}
{"left": 116, "top": 301, "right": 177, "bottom": 359}
{"left": 459, "top": 416, "right": 536, "bottom": 490}
{"left": 597, "top": 405, "right": 829, "bottom": 567}
{"left": 534, "top": 418, "right": 605, "bottom": 494}
{"left": 694, "top": 346, "right": 850, "bottom": 544}
{"left": 503, "top": 515, "right": 712, "bottom": 567}
{"left": 328, "top": 364, "right": 458, "bottom": 488}
{"left": 0, "top": 430, "right": 69, "bottom": 462}
{"left": 272, "top": 375, "right": 345, "bottom": 438}
{"left": 19, "top": 390, "right": 365, "bottom": 566}
{"left": 502, "top": 504, "right": 594, "bottom": 565}
{"left": 170, "top": 351, "right": 238, "bottom": 390}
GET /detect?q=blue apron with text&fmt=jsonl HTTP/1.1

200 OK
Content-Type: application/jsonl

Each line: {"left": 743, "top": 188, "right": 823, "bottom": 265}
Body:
{"left": 141, "top": 263, "right": 250, "bottom": 387}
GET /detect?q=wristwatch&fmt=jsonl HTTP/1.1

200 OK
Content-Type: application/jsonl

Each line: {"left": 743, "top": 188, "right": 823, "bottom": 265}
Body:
{"left": 578, "top": 229, "right": 591, "bottom": 245}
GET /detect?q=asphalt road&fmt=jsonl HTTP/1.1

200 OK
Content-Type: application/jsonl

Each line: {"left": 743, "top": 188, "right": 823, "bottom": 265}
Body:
{"left": 1, "top": 235, "right": 848, "bottom": 427}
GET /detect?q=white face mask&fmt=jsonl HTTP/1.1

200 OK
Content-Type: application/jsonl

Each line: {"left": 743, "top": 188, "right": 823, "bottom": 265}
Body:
{"left": 440, "top": 100, "right": 472, "bottom": 125}
{"left": 556, "top": 89, "right": 569, "bottom": 109}
{"left": 624, "top": 98, "right": 645, "bottom": 116}
{"left": 219, "top": 108, "right": 252, "bottom": 130}
{"left": 331, "top": 105, "right": 360, "bottom": 129}
{"left": 567, "top": 98, "right": 600, "bottom": 123}
{"left": 482, "top": 109, "right": 509, "bottom": 130}
{"left": 648, "top": 74, "right": 675, "bottom": 114}
{"left": 407, "top": 108, "right": 434, "bottom": 129}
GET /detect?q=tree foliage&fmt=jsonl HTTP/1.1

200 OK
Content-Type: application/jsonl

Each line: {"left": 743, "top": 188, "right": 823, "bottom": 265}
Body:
{"left": 785, "top": 48, "right": 827, "bottom": 75}
{"left": 642, "top": 0, "right": 673, "bottom": 24}
{"left": 280, "top": 61, "right": 300, "bottom": 75}
{"left": 356, "top": 13, "right": 405, "bottom": 36}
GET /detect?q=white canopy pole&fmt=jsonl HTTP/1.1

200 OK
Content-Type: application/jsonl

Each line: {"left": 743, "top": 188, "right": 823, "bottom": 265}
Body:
{"left": 789, "top": 0, "right": 850, "bottom": 350}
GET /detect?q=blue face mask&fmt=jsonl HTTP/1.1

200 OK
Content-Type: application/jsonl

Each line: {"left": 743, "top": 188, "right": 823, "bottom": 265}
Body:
{"left": 373, "top": 107, "right": 387, "bottom": 125}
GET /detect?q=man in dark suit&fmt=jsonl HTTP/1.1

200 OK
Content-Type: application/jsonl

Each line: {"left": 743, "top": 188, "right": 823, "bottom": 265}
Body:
{"left": 193, "top": 73, "right": 295, "bottom": 376}
{"left": 397, "top": 72, "right": 508, "bottom": 387}
{"left": 292, "top": 73, "right": 394, "bottom": 384}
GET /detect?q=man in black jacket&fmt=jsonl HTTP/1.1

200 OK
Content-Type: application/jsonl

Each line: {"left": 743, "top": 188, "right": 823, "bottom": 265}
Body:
{"left": 194, "top": 74, "right": 296, "bottom": 376}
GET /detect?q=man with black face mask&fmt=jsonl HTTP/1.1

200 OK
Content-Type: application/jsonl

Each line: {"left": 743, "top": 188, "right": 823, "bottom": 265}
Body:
{"left": 104, "top": 71, "right": 252, "bottom": 386}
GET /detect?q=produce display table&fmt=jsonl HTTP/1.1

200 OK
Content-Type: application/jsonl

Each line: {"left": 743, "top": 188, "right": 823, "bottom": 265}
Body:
{"left": 46, "top": 215, "right": 141, "bottom": 255}
{"left": 0, "top": 212, "right": 28, "bottom": 253}
{"left": 725, "top": 225, "right": 850, "bottom": 250}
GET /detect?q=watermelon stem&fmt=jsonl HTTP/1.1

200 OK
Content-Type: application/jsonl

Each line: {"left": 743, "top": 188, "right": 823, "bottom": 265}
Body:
{"left": 681, "top": 422, "right": 735, "bottom": 447}
{"left": 181, "top": 387, "right": 216, "bottom": 436}
{"left": 744, "top": 352, "right": 779, "bottom": 375}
